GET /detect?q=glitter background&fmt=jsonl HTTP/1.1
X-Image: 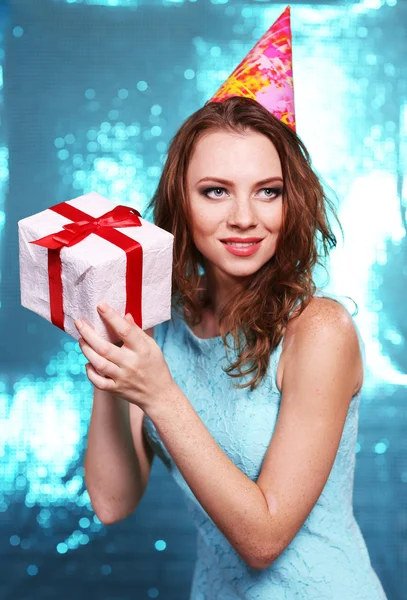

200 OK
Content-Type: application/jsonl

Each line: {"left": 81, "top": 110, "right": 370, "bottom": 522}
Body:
{"left": 0, "top": 1, "right": 406, "bottom": 599}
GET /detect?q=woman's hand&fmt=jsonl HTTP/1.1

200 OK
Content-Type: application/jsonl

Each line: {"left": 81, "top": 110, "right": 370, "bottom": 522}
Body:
{"left": 75, "top": 303, "right": 174, "bottom": 412}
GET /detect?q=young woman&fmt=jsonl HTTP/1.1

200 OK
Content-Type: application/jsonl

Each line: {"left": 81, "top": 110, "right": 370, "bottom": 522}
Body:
{"left": 79, "top": 96, "right": 388, "bottom": 599}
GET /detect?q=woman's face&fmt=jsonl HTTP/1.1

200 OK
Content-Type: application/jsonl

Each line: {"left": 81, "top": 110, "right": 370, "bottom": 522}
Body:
{"left": 186, "top": 128, "right": 284, "bottom": 284}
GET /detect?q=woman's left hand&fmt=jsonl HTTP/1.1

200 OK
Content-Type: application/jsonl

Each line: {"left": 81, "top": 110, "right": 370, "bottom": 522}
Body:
{"left": 75, "top": 302, "right": 174, "bottom": 412}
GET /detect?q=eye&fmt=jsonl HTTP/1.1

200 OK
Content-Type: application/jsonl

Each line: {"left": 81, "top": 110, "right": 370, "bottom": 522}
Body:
{"left": 201, "top": 187, "right": 228, "bottom": 199}
{"left": 199, "top": 186, "right": 283, "bottom": 200}
{"left": 259, "top": 187, "right": 283, "bottom": 199}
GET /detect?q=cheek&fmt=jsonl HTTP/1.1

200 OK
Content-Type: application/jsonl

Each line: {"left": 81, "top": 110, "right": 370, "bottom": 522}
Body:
{"left": 190, "top": 215, "right": 220, "bottom": 255}
{"left": 191, "top": 207, "right": 223, "bottom": 237}
{"left": 264, "top": 201, "right": 283, "bottom": 228}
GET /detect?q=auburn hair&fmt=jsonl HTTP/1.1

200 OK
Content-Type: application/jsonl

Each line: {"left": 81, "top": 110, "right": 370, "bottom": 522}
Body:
{"left": 143, "top": 96, "right": 343, "bottom": 391}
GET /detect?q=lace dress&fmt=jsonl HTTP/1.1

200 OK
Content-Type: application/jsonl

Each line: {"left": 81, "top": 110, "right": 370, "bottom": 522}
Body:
{"left": 143, "top": 291, "right": 388, "bottom": 600}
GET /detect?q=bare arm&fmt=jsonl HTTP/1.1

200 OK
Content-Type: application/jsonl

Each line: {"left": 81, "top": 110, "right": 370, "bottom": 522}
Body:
{"left": 144, "top": 300, "right": 361, "bottom": 569}
{"left": 84, "top": 327, "right": 155, "bottom": 525}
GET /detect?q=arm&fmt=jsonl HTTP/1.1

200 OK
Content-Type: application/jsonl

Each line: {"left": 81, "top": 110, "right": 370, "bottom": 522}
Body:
{"left": 84, "top": 327, "right": 155, "bottom": 525}
{"left": 84, "top": 388, "right": 154, "bottom": 524}
{"left": 146, "top": 387, "right": 271, "bottom": 568}
{"left": 144, "top": 299, "right": 362, "bottom": 569}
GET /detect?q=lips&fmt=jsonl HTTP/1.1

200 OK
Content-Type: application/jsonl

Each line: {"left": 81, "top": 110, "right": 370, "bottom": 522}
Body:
{"left": 221, "top": 239, "right": 263, "bottom": 256}
{"left": 220, "top": 238, "right": 264, "bottom": 243}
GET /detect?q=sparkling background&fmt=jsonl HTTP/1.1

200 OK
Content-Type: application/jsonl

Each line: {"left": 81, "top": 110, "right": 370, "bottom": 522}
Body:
{"left": 0, "top": 0, "right": 406, "bottom": 598}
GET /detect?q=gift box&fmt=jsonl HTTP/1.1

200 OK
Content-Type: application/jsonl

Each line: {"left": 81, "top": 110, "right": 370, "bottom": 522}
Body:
{"left": 18, "top": 192, "right": 174, "bottom": 342}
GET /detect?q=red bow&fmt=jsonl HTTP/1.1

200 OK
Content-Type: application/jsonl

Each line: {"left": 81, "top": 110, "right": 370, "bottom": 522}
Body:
{"left": 29, "top": 201, "right": 144, "bottom": 331}
{"left": 30, "top": 204, "right": 142, "bottom": 249}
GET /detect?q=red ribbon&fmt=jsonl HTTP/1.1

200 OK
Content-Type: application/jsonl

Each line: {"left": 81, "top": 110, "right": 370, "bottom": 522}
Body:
{"left": 30, "top": 203, "right": 144, "bottom": 331}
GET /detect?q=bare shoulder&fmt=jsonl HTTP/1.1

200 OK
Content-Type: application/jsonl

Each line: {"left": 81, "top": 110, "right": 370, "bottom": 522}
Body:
{"left": 276, "top": 296, "right": 363, "bottom": 395}
{"left": 291, "top": 296, "right": 356, "bottom": 336}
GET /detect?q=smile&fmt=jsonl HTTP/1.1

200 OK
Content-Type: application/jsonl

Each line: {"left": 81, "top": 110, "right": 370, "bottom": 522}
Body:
{"left": 221, "top": 240, "right": 262, "bottom": 256}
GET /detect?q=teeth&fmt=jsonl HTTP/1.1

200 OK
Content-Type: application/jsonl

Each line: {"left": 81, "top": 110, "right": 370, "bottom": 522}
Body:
{"left": 225, "top": 241, "right": 258, "bottom": 247}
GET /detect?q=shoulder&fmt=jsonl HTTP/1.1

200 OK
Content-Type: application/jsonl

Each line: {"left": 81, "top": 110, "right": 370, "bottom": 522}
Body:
{"left": 277, "top": 296, "right": 363, "bottom": 395}
{"left": 293, "top": 296, "right": 357, "bottom": 339}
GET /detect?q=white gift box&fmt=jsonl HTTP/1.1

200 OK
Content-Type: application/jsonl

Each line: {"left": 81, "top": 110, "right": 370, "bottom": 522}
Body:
{"left": 18, "top": 192, "right": 174, "bottom": 342}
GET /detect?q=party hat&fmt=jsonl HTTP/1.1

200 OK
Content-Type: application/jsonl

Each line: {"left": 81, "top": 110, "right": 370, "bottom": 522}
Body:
{"left": 209, "top": 6, "right": 295, "bottom": 131}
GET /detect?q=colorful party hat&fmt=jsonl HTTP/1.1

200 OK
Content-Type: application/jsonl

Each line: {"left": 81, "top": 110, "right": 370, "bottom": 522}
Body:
{"left": 209, "top": 6, "right": 295, "bottom": 131}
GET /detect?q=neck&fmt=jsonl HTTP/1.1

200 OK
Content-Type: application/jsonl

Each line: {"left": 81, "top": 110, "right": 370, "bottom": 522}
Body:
{"left": 199, "top": 271, "right": 245, "bottom": 323}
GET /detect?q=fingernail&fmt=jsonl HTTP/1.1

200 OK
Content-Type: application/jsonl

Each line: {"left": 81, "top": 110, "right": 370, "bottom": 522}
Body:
{"left": 75, "top": 319, "right": 83, "bottom": 329}
{"left": 97, "top": 303, "right": 107, "bottom": 312}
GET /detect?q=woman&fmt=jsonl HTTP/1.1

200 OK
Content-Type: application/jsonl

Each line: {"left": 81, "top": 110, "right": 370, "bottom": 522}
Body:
{"left": 78, "top": 95, "right": 388, "bottom": 599}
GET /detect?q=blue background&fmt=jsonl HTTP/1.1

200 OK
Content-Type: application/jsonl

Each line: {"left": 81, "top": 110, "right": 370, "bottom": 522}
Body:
{"left": 0, "top": 1, "right": 405, "bottom": 599}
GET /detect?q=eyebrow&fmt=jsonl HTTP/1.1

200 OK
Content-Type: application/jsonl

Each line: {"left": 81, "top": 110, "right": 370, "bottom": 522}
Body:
{"left": 196, "top": 176, "right": 284, "bottom": 186}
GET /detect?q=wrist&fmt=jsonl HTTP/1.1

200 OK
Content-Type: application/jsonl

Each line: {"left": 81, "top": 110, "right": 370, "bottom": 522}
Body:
{"left": 144, "top": 380, "right": 182, "bottom": 421}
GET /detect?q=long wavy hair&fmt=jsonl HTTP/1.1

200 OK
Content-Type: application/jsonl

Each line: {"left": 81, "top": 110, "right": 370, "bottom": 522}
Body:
{"left": 143, "top": 96, "right": 344, "bottom": 391}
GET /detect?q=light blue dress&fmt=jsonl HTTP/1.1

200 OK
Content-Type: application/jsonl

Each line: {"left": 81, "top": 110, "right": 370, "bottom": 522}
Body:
{"left": 143, "top": 291, "right": 388, "bottom": 599}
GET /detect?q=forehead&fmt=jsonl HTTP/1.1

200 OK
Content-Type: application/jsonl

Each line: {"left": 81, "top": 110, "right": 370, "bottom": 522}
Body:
{"left": 187, "top": 129, "right": 282, "bottom": 180}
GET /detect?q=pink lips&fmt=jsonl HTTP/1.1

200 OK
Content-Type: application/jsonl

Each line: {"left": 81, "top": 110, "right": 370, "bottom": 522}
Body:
{"left": 221, "top": 240, "right": 262, "bottom": 256}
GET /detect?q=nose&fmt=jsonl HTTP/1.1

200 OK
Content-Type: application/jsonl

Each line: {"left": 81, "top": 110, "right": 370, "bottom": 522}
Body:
{"left": 227, "top": 198, "right": 258, "bottom": 229}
